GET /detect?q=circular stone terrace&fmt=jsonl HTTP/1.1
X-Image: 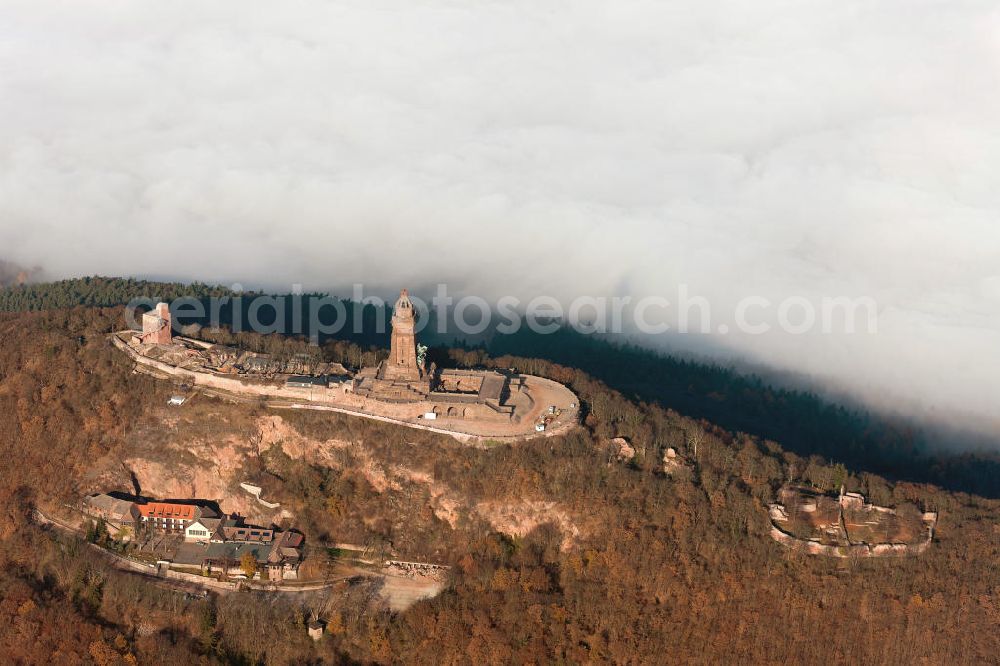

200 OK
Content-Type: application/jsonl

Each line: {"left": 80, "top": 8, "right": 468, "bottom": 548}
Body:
{"left": 279, "top": 374, "right": 579, "bottom": 443}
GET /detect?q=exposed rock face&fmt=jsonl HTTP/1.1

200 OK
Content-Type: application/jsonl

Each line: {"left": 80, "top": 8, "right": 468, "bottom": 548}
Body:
{"left": 256, "top": 414, "right": 351, "bottom": 466}
{"left": 662, "top": 447, "right": 689, "bottom": 475}
{"left": 113, "top": 411, "right": 585, "bottom": 553}
{"left": 610, "top": 437, "right": 635, "bottom": 461}
{"left": 475, "top": 500, "right": 582, "bottom": 552}
{"left": 258, "top": 416, "right": 587, "bottom": 547}
{"left": 391, "top": 466, "right": 463, "bottom": 528}
{"left": 124, "top": 447, "right": 265, "bottom": 521}
{"left": 117, "top": 413, "right": 351, "bottom": 523}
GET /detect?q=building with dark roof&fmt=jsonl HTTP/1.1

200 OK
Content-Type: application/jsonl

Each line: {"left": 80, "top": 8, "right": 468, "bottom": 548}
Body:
{"left": 82, "top": 493, "right": 137, "bottom": 530}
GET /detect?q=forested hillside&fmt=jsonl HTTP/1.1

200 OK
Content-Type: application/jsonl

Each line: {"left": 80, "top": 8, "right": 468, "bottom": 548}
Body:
{"left": 1, "top": 305, "right": 999, "bottom": 664}
{"left": 5, "top": 277, "right": 999, "bottom": 496}
{"left": 0, "top": 276, "right": 242, "bottom": 312}
{"left": 489, "top": 328, "right": 1000, "bottom": 496}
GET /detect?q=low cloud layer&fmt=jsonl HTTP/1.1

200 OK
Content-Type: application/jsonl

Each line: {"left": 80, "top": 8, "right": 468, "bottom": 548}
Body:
{"left": 2, "top": 1, "right": 999, "bottom": 439}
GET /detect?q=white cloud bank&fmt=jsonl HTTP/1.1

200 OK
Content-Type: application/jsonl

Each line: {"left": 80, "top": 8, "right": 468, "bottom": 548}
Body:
{"left": 1, "top": 0, "right": 999, "bottom": 438}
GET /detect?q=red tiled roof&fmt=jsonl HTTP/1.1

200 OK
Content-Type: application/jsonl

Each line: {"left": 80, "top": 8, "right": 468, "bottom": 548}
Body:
{"left": 137, "top": 502, "right": 197, "bottom": 520}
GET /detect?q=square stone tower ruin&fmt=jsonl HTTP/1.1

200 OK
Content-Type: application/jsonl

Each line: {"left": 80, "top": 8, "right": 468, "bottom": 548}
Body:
{"left": 139, "top": 302, "right": 173, "bottom": 345}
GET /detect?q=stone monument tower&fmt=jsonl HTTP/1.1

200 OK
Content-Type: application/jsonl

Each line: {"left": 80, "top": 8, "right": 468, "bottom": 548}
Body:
{"left": 381, "top": 288, "right": 422, "bottom": 382}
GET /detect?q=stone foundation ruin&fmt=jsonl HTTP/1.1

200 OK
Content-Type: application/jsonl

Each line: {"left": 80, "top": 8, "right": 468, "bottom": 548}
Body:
{"left": 768, "top": 485, "right": 937, "bottom": 558}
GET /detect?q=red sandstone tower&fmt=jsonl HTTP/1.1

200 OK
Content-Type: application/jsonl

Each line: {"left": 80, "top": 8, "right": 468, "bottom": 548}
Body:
{"left": 139, "top": 302, "right": 173, "bottom": 345}
{"left": 381, "top": 289, "right": 422, "bottom": 382}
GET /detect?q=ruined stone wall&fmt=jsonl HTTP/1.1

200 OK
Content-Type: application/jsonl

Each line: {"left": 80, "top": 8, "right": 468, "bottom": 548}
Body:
{"left": 117, "top": 336, "right": 296, "bottom": 397}
{"left": 767, "top": 503, "right": 937, "bottom": 558}
{"left": 114, "top": 334, "right": 517, "bottom": 422}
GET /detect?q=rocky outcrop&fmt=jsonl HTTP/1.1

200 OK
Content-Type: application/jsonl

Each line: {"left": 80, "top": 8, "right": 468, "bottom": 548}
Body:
{"left": 767, "top": 486, "right": 938, "bottom": 558}
{"left": 475, "top": 500, "right": 582, "bottom": 552}
{"left": 610, "top": 437, "right": 635, "bottom": 461}
{"left": 662, "top": 447, "right": 688, "bottom": 474}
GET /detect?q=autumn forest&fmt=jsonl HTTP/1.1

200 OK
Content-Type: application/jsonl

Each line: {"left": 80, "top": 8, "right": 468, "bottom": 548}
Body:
{"left": 1, "top": 281, "right": 999, "bottom": 664}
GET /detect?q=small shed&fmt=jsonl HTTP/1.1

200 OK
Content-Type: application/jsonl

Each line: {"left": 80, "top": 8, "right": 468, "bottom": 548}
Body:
{"left": 308, "top": 620, "right": 325, "bottom": 641}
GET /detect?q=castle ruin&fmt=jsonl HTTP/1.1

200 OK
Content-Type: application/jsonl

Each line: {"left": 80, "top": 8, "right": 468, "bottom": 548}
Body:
{"left": 134, "top": 302, "right": 172, "bottom": 346}
{"left": 767, "top": 485, "right": 938, "bottom": 558}
{"left": 113, "top": 288, "right": 578, "bottom": 441}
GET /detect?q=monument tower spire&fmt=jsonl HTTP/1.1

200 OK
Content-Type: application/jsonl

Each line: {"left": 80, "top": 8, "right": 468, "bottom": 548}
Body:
{"left": 382, "top": 288, "right": 422, "bottom": 382}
